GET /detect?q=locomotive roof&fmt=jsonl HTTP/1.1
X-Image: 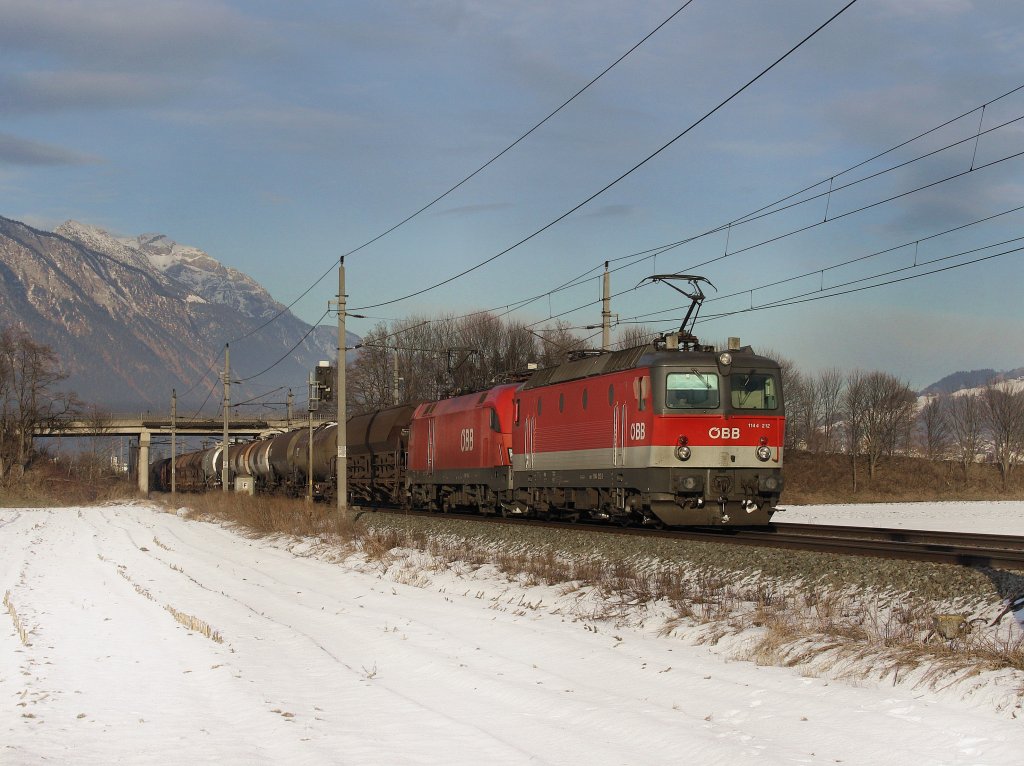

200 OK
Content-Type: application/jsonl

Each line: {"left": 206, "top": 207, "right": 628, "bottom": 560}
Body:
{"left": 521, "top": 343, "right": 779, "bottom": 391}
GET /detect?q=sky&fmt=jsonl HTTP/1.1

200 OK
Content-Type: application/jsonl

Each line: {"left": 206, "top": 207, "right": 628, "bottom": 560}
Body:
{"left": 1, "top": 0, "right": 1023, "bottom": 389}
{"left": 3, "top": 502, "right": 1024, "bottom": 762}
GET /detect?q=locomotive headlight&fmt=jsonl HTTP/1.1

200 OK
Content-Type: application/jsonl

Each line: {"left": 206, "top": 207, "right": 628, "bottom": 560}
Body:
{"left": 674, "top": 445, "right": 692, "bottom": 461}
{"left": 756, "top": 445, "right": 772, "bottom": 462}
{"left": 718, "top": 352, "right": 732, "bottom": 366}
{"left": 682, "top": 476, "right": 697, "bottom": 490}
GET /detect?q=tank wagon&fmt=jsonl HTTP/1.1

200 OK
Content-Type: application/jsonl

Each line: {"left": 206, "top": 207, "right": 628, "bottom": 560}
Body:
{"left": 152, "top": 403, "right": 418, "bottom": 502}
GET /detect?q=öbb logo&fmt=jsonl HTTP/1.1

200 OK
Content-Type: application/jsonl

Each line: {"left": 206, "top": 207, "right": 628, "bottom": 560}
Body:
{"left": 460, "top": 428, "right": 474, "bottom": 452}
{"left": 708, "top": 427, "right": 741, "bottom": 440}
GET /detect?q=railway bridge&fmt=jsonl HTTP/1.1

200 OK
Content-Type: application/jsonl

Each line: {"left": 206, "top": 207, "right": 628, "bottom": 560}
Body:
{"left": 35, "top": 413, "right": 333, "bottom": 494}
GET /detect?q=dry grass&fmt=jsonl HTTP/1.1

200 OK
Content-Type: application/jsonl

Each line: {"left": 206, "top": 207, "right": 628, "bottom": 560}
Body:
{"left": 3, "top": 590, "right": 31, "bottom": 647}
{"left": 176, "top": 492, "right": 359, "bottom": 542}
{"left": 783, "top": 451, "right": 1024, "bottom": 504}
{"left": 0, "top": 464, "right": 140, "bottom": 507}
{"left": 163, "top": 604, "right": 224, "bottom": 644}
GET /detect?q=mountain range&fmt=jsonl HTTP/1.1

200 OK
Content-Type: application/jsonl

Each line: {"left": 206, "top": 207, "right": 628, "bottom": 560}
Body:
{"left": 0, "top": 214, "right": 353, "bottom": 413}
{"left": 0, "top": 212, "right": 1018, "bottom": 414}
{"left": 920, "top": 368, "right": 1024, "bottom": 396}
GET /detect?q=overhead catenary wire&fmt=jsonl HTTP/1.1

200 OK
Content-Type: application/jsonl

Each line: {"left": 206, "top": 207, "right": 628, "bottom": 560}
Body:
{"left": 351, "top": 0, "right": 861, "bottom": 312}
{"left": 220, "top": 1, "right": 699, "bottom": 345}
{"left": 174, "top": 16, "right": 1024, "bottom": 399}
{"left": 168, "top": 3, "right": 702, "bottom": 400}
{"left": 233, "top": 87, "right": 1024, "bottom": 387}
{"left": 695, "top": 244, "right": 1024, "bottom": 323}
{"left": 520, "top": 185, "right": 1024, "bottom": 335}
{"left": 349, "top": 42, "right": 1024, "bottom": 344}
{"left": 234, "top": 307, "right": 332, "bottom": 383}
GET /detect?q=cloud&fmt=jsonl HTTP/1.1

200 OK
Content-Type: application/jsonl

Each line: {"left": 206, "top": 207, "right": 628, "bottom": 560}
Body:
{"left": 0, "top": 0, "right": 273, "bottom": 71}
{"left": 0, "top": 1, "right": 277, "bottom": 114}
{"left": 0, "top": 71, "right": 189, "bottom": 114}
{"left": 0, "top": 133, "right": 100, "bottom": 166}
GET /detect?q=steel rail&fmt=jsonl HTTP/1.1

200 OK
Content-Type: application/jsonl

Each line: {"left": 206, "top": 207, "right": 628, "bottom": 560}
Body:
{"left": 354, "top": 506, "right": 1024, "bottom": 571}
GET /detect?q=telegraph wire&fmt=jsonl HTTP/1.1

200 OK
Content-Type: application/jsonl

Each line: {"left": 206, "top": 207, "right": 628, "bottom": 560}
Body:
{"left": 351, "top": 0, "right": 861, "bottom": 311}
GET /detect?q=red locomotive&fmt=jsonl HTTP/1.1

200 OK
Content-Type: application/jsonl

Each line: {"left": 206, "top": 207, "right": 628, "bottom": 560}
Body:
{"left": 405, "top": 339, "right": 784, "bottom": 526}
{"left": 407, "top": 383, "right": 518, "bottom": 513}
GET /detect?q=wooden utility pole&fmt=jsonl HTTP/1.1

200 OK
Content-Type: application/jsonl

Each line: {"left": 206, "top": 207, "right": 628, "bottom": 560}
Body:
{"left": 336, "top": 257, "right": 348, "bottom": 515}
{"left": 222, "top": 344, "right": 230, "bottom": 492}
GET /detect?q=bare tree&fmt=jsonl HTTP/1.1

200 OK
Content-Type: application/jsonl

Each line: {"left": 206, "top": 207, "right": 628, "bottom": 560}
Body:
{"left": 781, "top": 367, "right": 811, "bottom": 451}
{"left": 346, "top": 322, "right": 396, "bottom": 414}
{"left": 843, "top": 370, "right": 868, "bottom": 492}
{"left": 982, "top": 381, "right": 1024, "bottom": 489}
{"left": 0, "top": 328, "right": 78, "bottom": 480}
{"left": 817, "top": 368, "right": 844, "bottom": 453}
{"left": 536, "top": 320, "right": 585, "bottom": 368}
{"left": 916, "top": 395, "right": 950, "bottom": 461}
{"left": 859, "top": 371, "right": 917, "bottom": 478}
{"left": 614, "top": 324, "right": 658, "bottom": 350}
{"left": 347, "top": 312, "right": 559, "bottom": 413}
{"left": 947, "top": 392, "right": 984, "bottom": 481}
{"left": 501, "top": 320, "right": 539, "bottom": 376}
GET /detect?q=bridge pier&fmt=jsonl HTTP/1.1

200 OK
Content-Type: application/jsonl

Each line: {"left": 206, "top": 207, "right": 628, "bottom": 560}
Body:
{"left": 138, "top": 430, "right": 151, "bottom": 495}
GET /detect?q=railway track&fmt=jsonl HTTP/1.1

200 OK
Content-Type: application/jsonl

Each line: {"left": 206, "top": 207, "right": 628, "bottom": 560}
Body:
{"left": 355, "top": 506, "right": 1024, "bottom": 571}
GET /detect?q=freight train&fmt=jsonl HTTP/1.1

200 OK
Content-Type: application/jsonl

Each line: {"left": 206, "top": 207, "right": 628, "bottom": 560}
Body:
{"left": 151, "top": 335, "right": 785, "bottom": 527}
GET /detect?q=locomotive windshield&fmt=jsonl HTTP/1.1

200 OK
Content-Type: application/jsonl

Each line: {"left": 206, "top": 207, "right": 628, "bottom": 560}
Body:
{"left": 665, "top": 371, "right": 720, "bottom": 409}
{"left": 730, "top": 372, "right": 779, "bottom": 410}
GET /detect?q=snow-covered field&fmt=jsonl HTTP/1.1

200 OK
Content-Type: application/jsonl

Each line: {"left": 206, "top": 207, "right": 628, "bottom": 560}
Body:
{"left": 3, "top": 502, "right": 1023, "bottom": 765}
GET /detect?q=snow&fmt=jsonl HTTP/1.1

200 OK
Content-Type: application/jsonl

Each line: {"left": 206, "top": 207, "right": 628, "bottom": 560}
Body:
{"left": 776, "top": 500, "right": 1024, "bottom": 536}
{"left": 3, "top": 502, "right": 1024, "bottom": 764}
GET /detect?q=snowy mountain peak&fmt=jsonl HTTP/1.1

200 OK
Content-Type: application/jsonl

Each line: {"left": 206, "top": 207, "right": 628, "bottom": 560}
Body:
{"left": 55, "top": 220, "right": 152, "bottom": 272}
{"left": 57, "top": 220, "right": 282, "bottom": 320}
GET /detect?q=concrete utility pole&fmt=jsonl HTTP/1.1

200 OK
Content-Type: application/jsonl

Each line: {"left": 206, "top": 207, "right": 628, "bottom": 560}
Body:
{"left": 139, "top": 431, "right": 150, "bottom": 495}
{"left": 392, "top": 346, "right": 400, "bottom": 406}
{"left": 307, "top": 369, "right": 317, "bottom": 504}
{"left": 171, "top": 388, "right": 177, "bottom": 495}
{"left": 601, "top": 261, "right": 612, "bottom": 352}
{"left": 336, "top": 256, "right": 348, "bottom": 515}
{"left": 222, "top": 344, "right": 230, "bottom": 493}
